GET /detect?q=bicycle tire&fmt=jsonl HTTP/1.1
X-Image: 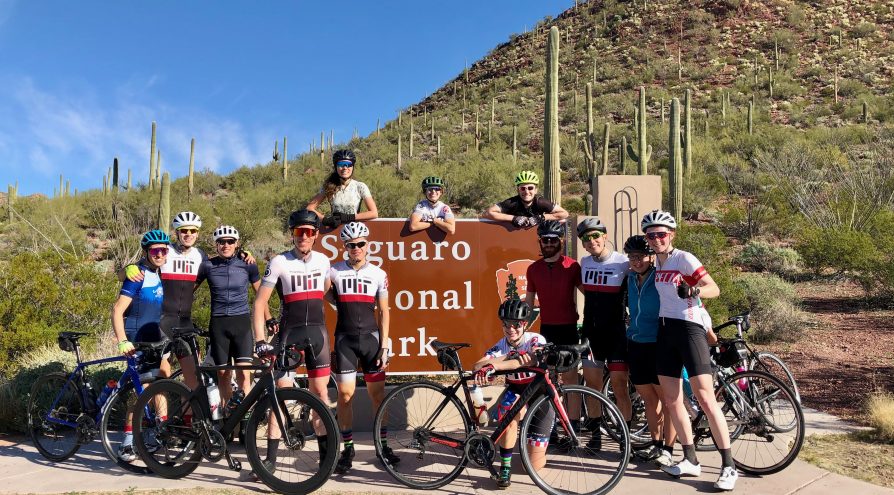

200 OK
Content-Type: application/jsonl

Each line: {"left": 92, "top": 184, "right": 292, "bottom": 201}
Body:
{"left": 99, "top": 383, "right": 153, "bottom": 474}
{"left": 713, "top": 370, "right": 804, "bottom": 474}
{"left": 752, "top": 351, "right": 801, "bottom": 404}
{"left": 28, "top": 372, "right": 84, "bottom": 462}
{"left": 693, "top": 391, "right": 746, "bottom": 452}
{"left": 132, "top": 379, "right": 202, "bottom": 478}
{"left": 521, "top": 385, "right": 629, "bottom": 495}
{"left": 601, "top": 378, "right": 651, "bottom": 447}
{"left": 372, "top": 381, "right": 470, "bottom": 490}
{"left": 244, "top": 387, "right": 339, "bottom": 495}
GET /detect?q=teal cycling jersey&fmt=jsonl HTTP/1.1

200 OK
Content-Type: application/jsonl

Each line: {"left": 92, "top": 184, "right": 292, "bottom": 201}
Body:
{"left": 626, "top": 268, "right": 660, "bottom": 343}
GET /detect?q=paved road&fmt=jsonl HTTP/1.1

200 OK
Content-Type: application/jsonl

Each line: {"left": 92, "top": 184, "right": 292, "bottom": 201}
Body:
{"left": 1, "top": 409, "right": 890, "bottom": 495}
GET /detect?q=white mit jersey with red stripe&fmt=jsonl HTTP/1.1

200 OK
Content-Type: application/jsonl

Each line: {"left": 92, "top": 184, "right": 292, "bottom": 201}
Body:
{"left": 261, "top": 250, "right": 330, "bottom": 327}
{"left": 654, "top": 249, "right": 708, "bottom": 325}
{"left": 329, "top": 260, "right": 388, "bottom": 335}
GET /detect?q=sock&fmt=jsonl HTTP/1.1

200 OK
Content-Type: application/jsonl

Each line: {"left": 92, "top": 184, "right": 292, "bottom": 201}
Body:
{"left": 653, "top": 439, "right": 662, "bottom": 449}
{"left": 122, "top": 431, "right": 133, "bottom": 447}
{"left": 379, "top": 427, "right": 388, "bottom": 448}
{"left": 682, "top": 444, "right": 698, "bottom": 465}
{"left": 663, "top": 442, "right": 674, "bottom": 456}
{"left": 500, "top": 447, "right": 513, "bottom": 468}
{"left": 570, "top": 419, "right": 580, "bottom": 433}
{"left": 317, "top": 435, "right": 328, "bottom": 461}
{"left": 719, "top": 448, "right": 736, "bottom": 468}
{"left": 266, "top": 439, "right": 280, "bottom": 463}
{"left": 341, "top": 429, "right": 353, "bottom": 449}
{"left": 626, "top": 420, "right": 632, "bottom": 430}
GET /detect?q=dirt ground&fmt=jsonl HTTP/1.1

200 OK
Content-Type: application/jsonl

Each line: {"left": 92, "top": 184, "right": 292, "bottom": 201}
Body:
{"left": 764, "top": 279, "right": 894, "bottom": 423}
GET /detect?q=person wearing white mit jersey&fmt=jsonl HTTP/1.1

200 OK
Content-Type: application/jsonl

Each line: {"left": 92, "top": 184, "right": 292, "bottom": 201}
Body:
{"left": 326, "top": 221, "right": 398, "bottom": 474}
{"left": 642, "top": 209, "right": 737, "bottom": 491}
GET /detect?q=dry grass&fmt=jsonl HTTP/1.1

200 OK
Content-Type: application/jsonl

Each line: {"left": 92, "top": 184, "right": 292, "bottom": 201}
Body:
{"left": 800, "top": 432, "right": 894, "bottom": 488}
{"left": 867, "top": 393, "right": 894, "bottom": 442}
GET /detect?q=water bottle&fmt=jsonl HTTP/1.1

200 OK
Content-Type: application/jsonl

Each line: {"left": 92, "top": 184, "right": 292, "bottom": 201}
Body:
{"left": 207, "top": 382, "right": 223, "bottom": 420}
{"left": 96, "top": 380, "right": 118, "bottom": 408}
{"left": 735, "top": 365, "right": 748, "bottom": 391}
{"left": 469, "top": 386, "right": 489, "bottom": 426}
{"left": 495, "top": 390, "right": 517, "bottom": 422}
{"left": 226, "top": 390, "right": 245, "bottom": 416}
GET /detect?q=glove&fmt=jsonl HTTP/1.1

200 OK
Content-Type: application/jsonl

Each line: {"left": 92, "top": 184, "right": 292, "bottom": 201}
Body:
{"left": 238, "top": 249, "right": 255, "bottom": 264}
{"left": 265, "top": 318, "right": 279, "bottom": 332}
{"left": 117, "top": 340, "right": 135, "bottom": 356}
{"left": 342, "top": 213, "right": 356, "bottom": 223}
{"left": 677, "top": 280, "right": 700, "bottom": 299}
{"left": 475, "top": 363, "right": 496, "bottom": 383}
{"left": 124, "top": 264, "right": 143, "bottom": 281}
{"left": 420, "top": 211, "right": 434, "bottom": 223}
{"left": 512, "top": 216, "right": 527, "bottom": 228}
{"left": 254, "top": 340, "right": 275, "bottom": 357}
{"left": 321, "top": 214, "right": 340, "bottom": 228}
{"left": 376, "top": 348, "right": 390, "bottom": 367}
{"left": 529, "top": 214, "right": 545, "bottom": 226}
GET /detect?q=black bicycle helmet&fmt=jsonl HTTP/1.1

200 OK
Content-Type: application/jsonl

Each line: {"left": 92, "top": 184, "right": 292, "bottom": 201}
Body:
{"left": 537, "top": 220, "right": 566, "bottom": 238}
{"left": 623, "top": 235, "right": 653, "bottom": 254}
{"left": 332, "top": 149, "right": 356, "bottom": 166}
{"left": 498, "top": 298, "right": 531, "bottom": 321}
{"left": 288, "top": 209, "right": 321, "bottom": 229}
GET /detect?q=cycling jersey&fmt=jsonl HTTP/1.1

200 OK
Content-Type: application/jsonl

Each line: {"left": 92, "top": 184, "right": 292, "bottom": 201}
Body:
{"left": 120, "top": 261, "right": 164, "bottom": 342}
{"left": 654, "top": 249, "right": 707, "bottom": 325}
{"left": 495, "top": 195, "right": 555, "bottom": 217}
{"left": 412, "top": 199, "right": 454, "bottom": 221}
{"left": 329, "top": 261, "right": 388, "bottom": 336}
{"left": 580, "top": 251, "right": 629, "bottom": 332}
{"left": 325, "top": 180, "right": 371, "bottom": 215}
{"left": 159, "top": 245, "right": 206, "bottom": 318}
{"left": 262, "top": 250, "right": 330, "bottom": 328}
{"left": 484, "top": 332, "right": 548, "bottom": 385}
{"left": 196, "top": 256, "right": 260, "bottom": 316}
{"left": 626, "top": 268, "right": 660, "bottom": 343}
{"left": 526, "top": 256, "right": 580, "bottom": 325}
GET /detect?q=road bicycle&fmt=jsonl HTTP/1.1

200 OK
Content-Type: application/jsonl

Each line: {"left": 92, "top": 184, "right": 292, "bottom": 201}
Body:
{"left": 27, "top": 331, "right": 176, "bottom": 473}
{"left": 373, "top": 339, "right": 629, "bottom": 495}
{"left": 131, "top": 326, "right": 339, "bottom": 495}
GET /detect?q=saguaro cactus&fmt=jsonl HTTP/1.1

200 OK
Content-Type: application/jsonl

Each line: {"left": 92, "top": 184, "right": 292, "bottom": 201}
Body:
{"left": 683, "top": 89, "right": 692, "bottom": 179}
{"left": 601, "top": 123, "right": 610, "bottom": 176}
{"left": 669, "top": 98, "right": 683, "bottom": 221}
{"left": 112, "top": 157, "right": 119, "bottom": 194}
{"left": 158, "top": 172, "right": 170, "bottom": 230}
{"left": 188, "top": 139, "right": 195, "bottom": 200}
{"left": 863, "top": 101, "right": 870, "bottom": 123}
{"left": 282, "top": 136, "right": 289, "bottom": 181}
{"left": 512, "top": 125, "right": 518, "bottom": 164}
{"left": 273, "top": 140, "right": 280, "bottom": 162}
{"left": 627, "top": 86, "right": 652, "bottom": 174}
{"left": 409, "top": 121, "right": 414, "bottom": 157}
{"left": 582, "top": 83, "right": 597, "bottom": 178}
{"left": 543, "top": 26, "right": 561, "bottom": 204}
{"left": 149, "top": 121, "right": 157, "bottom": 190}
{"left": 747, "top": 100, "right": 754, "bottom": 135}
{"left": 397, "top": 134, "right": 403, "bottom": 170}
{"left": 127, "top": 169, "right": 132, "bottom": 190}
{"left": 6, "top": 184, "right": 13, "bottom": 221}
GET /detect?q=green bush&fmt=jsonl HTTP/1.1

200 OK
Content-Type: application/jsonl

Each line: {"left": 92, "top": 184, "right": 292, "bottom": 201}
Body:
{"left": 732, "top": 272, "right": 806, "bottom": 342}
{"left": 674, "top": 223, "right": 728, "bottom": 268}
{"left": 795, "top": 227, "right": 880, "bottom": 276}
{"left": 736, "top": 240, "right": 802, "bottom": 278}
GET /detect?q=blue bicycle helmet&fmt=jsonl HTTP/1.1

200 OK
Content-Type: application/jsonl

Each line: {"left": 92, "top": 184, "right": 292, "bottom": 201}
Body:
{"left": 140, "top": 229, "right": 171, "bottom": 248}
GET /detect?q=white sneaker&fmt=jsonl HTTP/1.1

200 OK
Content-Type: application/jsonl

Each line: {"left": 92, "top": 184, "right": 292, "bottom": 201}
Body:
{"left": 654, "top": 449, "right": 673, "bottom": 467}
{"left": 715, "top": 466, "right": 738, "bottom": 491}
{"left": 117, "top": 444, "right": 137, "bottom": 462}
{"left": 661, "top": 458, "right": 701, "bottom": 477}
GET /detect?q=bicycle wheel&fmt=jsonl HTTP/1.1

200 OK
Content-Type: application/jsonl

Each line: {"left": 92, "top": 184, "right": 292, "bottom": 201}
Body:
{"left": 132, "top": 379, "right": 202, "bottom": 478}
{"left": 244, "top": 387, "right": 339, "bottom": 495}
{"left": 28, "top": 372, "right": 85, "bottom": 462}
{"left": 522, "top": 385, "right": 629, "bottom": 495}
{"left": 601, "top": 378, "right": 650, "bottom": 447}
{"left": 715, "top": 370, "right": 804, "bottom": 475}
{"left": 99, "top": 382, "right": 153, "bottom": 473}
{"left": 372, "top": 381, "right": 470, "bottom": 490}
{"left": 752, "top": 351, "right": 801, "bottom": 404}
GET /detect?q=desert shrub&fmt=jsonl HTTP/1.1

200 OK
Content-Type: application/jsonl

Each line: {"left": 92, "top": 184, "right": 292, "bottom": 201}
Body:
{"left": 795, "top": 227, "right": 880, "bottom": 276}
{"left": 737, "top": 240, "right": 802, "bottom": 278}
{"left": 867, "top": 393, "right": 894, "bottom": 443}
{"left": 732, "top": 272, "right": 806, "bottom": 342}
{"left": 675, "top": 223, "right": 727, "bottom": 268}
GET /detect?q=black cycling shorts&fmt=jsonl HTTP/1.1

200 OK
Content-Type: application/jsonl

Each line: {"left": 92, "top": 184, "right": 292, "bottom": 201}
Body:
{"left": 581, "top": 322, "right": 628, "bottom": 371}
{"left": 539, "top": 323, "right": 579, "bottom": 346}
{"left": 209, "top": 314, "right": 253, "bottom": 365}
{"left": 333, "top": 333, "right": 385, "bottom": 383}
{"left": 159, "top": 314, "right": 195, "bottom": 359}
{"left": 504, "top": 384, "right": 555, "bottom": 447}
{"left": 626, "top": 340, "right": 659, "bottom": 386}
{"left": 655, "top": 317, "right": 713, "bottom": 378}
{"left": 272, "top": 325, "right": 331, "bottom": 378}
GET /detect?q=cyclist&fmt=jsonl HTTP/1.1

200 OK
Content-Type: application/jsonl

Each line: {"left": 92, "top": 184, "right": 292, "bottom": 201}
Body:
{"left": 196, "top": 225, "right": 269, "bottom": 409}
{"left": 641, "top": 209, "right": 737, "bottom": 491}
{"left": 408, "top": 176, "right": 455, "bottom": 235}
{"left": 307, "top": 149, "right": 379, "bottom": 228}
{"left": 110, "top": 229, "right": 169, "bottom": 462}
{"left": 327, "top": 222, "right": 399, "bottom": 474}
{"left": 576, "top": 217, "right": 632, "bottom": 450}
{"left": 482, "top": 171, "right": 568, "bottom": 228}
{"left": 622, "top": 234, "right": 677, "bottom": 466}
{"left": 472, "top": 298, "right": 554, "bottom": 489}
{"left": 252, "top": 209, "right": 333, "bottom": 473}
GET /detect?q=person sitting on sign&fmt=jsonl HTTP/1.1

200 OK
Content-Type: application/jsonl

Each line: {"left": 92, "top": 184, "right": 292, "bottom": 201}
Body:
{"left": 481, "top": 170, "right": 568, "bottom": 228}
{"left": 408, "top": 176, "right": 455, "bottom": 235}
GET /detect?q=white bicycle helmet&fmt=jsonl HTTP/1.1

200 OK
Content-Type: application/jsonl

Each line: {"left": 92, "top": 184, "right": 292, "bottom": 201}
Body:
{"left": 641, "top": 209, "right": 677, "bottom": 231}
{"left": 212, "top": 225, "right": 240, "bottom": 241}
{"left": 172, "top": 211, "right": 202, "bottom": 229}
{"left": 340, "top": 221, "right": 370, "bottom": 241}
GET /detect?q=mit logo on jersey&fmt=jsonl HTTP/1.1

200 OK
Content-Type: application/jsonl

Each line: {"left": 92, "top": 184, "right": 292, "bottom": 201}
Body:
{"left": 160, "top": 246, "right": 206, "bottom": 318}
{"left": 339, "top": 276, "right": 373, "bottom": 302}
{"left": 262, "top": 250, "right": 331, "bottom": 327}
{"left": 580, "top": 252, "right": 628, "bottom": 293}
{"left": 329, "top": 261, "right": 389, "bottom": 335}
{"left": 286, "top": 272, "right": 324, "bottom": 300}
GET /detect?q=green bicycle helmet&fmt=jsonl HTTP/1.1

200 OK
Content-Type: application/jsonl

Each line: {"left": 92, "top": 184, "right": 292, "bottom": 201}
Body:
{"left": 514, "top": 170, "right": 540, "bottom": 186}
{"left": 421, "top": 176, "right": 445, "bottom": 190}
{"left": 140, "top": 229, "right": 171, "bottom": 248}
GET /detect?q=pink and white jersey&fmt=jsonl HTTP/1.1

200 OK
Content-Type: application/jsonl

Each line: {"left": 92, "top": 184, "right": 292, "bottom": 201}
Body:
{"left": 484, "top": 332, "right": 548, "bottom": 384}
{"left": 262, "top": 250, "right": 330, "bottom": 327}
{"left": 412, "top": 199, "right": 454, "bottom": 221}
{"left": 329, "top": 261, "right": 389, "bottom": 336}
{"left": 654, "top": 249, "right": 708, "bottom": 325}
{"left": 160, "top": 246, "right": 206, "bottom": 318}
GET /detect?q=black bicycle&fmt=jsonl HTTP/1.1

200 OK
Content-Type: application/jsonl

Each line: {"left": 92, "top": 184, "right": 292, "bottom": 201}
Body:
{"left": 373, "top": 339, "right": 629, "bottom": 495}
{"left": 131, "top": 327, "right": 339, "bottom": 495}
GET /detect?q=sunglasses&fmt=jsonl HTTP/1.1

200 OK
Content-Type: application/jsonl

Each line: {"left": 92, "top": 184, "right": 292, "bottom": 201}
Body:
{"left": 517, "top": 185, "right": 536, "bottom": 192}
{"left": 646, "top": 231, "right": 671, "bottom": 240}
{"left": 148, "top": 247, "right": 169, "bottom": 257}
{"left": 501, "top": 319, "right": 525, "bottom": 329}
{"left": 336, "top": 161, "right": 354, "bottom": 169}
{"left": 425, "top": 187, "right": 442, "bottom": 193}
{"left": 628, "top": 253, "right": 651, "bottom": 262}
{"left": 345, "top": 241, "right": 368, "bottom": 249}
{"left": 177, "top": 228, "right": 198, "bottom": 235}
{"left": 292, "top": 227, "right": 318, "bottom": 238}
{"left": 580, "top": 231, "right": 605, "bottom": 242}
{"left": 216, "top": 238, "right": 237, "bottom": 245}
{"left": 539, "top": 237, "right": 561, "bottom": 244}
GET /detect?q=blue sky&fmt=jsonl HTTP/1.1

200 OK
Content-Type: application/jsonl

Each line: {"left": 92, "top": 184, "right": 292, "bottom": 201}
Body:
{"left": 0, "top": 0, "right": 574, "bottom": 196}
